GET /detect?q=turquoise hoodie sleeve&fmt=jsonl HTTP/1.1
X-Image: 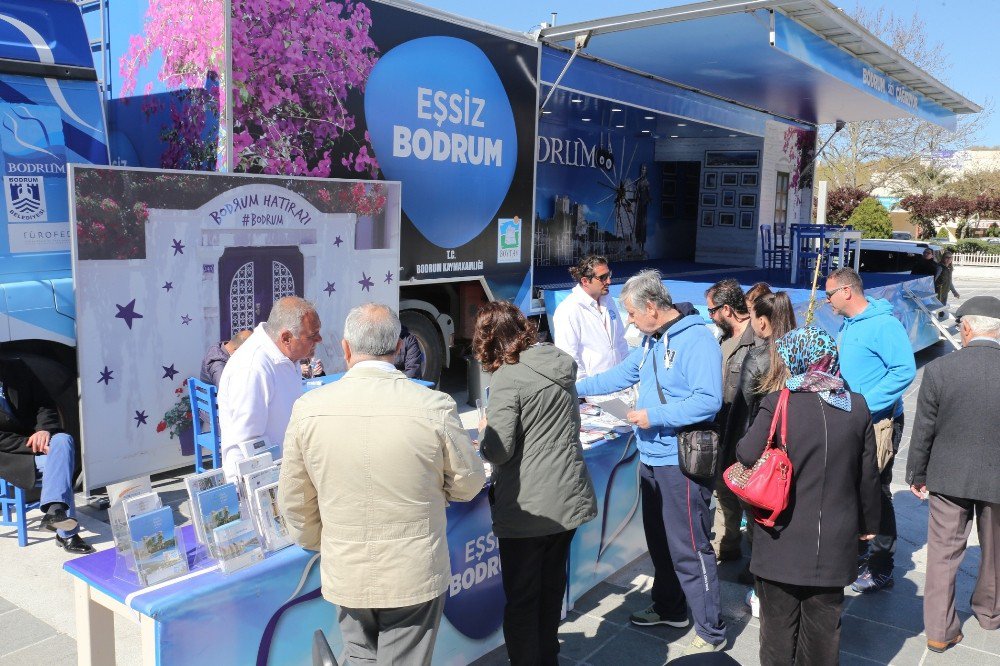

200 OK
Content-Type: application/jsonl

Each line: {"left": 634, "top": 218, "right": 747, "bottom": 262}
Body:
{"left": 644, "top": 328, "right": 723, "bottom": 429}
{"left": 862, "top": 320, "right": 916, "bottom": 416}
{"left": 575, "top": 343, "right": 643, "bottom": 397}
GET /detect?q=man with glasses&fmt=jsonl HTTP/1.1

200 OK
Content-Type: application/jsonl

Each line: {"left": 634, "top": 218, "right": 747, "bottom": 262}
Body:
{"left": 553, "top": 255, "right": 629, "bottom": 381}
{"left": 705, "top": 279, "right": 766, "bottom": 566}
{"left": 219, "top": 296, "right": 323, "bottom": 480}
{"left": 825, "top": 268, "right": 915, "bottom": 594}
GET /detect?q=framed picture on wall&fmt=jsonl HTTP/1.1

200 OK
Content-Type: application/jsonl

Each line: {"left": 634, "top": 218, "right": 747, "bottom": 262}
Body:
{"left": 741, "top": 173, "right": 758, "bottom": 187}
{"left": 739, "top": 211, "right": 754, "bottom": 229}
{"left": 705, "top": 150, "right": 760, "bottom": 168}
{"left": 721, "top": 172, "right": 738, "bottom": 186}
{"left": 722, "top": 190, "right": 736, "bottom": 207}
{"left": 740, "top": 193, "right": 757, "bottom": 207}
{"left": 704, "top": 172, "right": 718, "bottom": 189}
{"left": 719, "top": 212, "right": 736, "bottom": 227}
{"left": 701, "top": 193, "right": 718, "bottom": 206}
{"left": 701, "top": 210, "right": 715, "bottom": 227}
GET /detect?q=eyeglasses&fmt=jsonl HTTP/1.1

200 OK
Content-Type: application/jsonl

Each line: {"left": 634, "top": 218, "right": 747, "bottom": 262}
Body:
{"left": 706, "top": 304, "right": 725, "bottom": 315}
{"left": 824, "top": 285, "right": 849, "bottom": 300}
{"left": 591, "top": 271, "right": 612, "bottom": 283}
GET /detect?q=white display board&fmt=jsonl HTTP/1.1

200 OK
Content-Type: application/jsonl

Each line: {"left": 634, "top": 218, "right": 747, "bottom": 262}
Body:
{"left": 70, "top": 166, "right": 401, "bottom": 489}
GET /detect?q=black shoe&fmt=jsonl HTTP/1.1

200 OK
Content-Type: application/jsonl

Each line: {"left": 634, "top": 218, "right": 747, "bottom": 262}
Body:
{"left": 40, "top": 507, "right": 78, "bottom": 532}
{"left": 55, "top": 533, "right": 95, "bottom": 555}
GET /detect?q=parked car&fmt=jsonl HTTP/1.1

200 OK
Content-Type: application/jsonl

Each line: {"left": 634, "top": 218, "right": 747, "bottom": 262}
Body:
{"left": 890, "top": 231, "right": 913, "bottom": 240}
{"left": 847, "top": 239, "right": 943, "bottom": 273}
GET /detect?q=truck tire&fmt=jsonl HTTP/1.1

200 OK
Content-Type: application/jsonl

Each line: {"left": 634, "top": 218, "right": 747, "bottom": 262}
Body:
{"left": 400, "top": 310, "right": 444, "bottom": 387}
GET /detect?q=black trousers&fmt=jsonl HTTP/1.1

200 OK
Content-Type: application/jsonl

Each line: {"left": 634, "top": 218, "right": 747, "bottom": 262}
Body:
{"left": 498, "top": 529, "right": 576, "bottom": 666}
{"left": 757, "top": 578, "right": 844, "bottom": 666}
{"left": 865, "top": 413, "right": 904, "bottom": 573}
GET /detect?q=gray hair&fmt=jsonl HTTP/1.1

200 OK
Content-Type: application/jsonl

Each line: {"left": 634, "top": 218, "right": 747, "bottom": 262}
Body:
{"left": 963, "top": 315, "right": 1000, "bottom": 339}
{"left": 344, "top": 303, "right": 402, "bottom": 356}
{"left": 620, "top": 269, "right": 672, "bottom": 311}
{"left": 264, "top": 296, "right": 316, "bottom": 338}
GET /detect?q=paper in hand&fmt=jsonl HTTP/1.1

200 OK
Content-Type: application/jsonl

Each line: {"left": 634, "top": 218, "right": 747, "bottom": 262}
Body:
{"left": 598, "top": 398, "right": 631, "bottom": 423}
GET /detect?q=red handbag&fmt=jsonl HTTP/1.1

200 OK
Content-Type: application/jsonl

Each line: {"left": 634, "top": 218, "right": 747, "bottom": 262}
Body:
{"left": 723, "top": 389, "right": 793, "bottom": 527}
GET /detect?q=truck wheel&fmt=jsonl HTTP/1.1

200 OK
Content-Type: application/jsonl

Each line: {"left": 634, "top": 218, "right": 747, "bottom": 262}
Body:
{"left": 400, "top": 310, "right": 444, "bottom": 387}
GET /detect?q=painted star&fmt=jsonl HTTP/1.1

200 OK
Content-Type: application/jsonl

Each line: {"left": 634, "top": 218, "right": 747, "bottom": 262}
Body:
{"left": 334, "top": 236, "right": 344, "bottom": 247}
{"left": 114, "top": 299, "right": 143, "bottom": 329}
{"left": 162, "top": 364, "right": 179, "bottom": 380}
{"left": 162, "top": 281, "right": 173, "bottom": 292}
{"left": 181, "top": 314, "right": 192, "bottom": 325}
{"left": 323, "top": 282, "right": 336, "bottom": 296}
{"left": 171, "top": 239, "right": 185, "bottom": 255}
{"left": 134, "top": 410, "right": 148, "bottom": 427}
{"left": 384, "top": 271, "right": 393, "bottom": 284}
{"left": 358, "top": 272, "right": 374, "bottom": 292}
{"left": 97, "top": 366, "right": 114, "bottom": 385}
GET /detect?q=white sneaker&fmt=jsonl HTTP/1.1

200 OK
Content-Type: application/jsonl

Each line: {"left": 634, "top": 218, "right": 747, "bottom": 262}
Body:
{"left": 745, "top": 588, "right": 760, "bottom": 618}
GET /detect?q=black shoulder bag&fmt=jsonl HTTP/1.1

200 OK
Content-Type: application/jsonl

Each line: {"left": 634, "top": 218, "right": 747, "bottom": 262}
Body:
{"left": 650, "top": 341, "right": 720, "bottom": 482}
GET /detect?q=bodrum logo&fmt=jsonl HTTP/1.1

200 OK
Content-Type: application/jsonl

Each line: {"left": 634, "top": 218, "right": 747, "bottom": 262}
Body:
{"left": 0, "top": 104, "right": 66, "bottom": 175}
{"left": 442, "top": 491, "right": 505, "bottom": 638}
{"left": 364, "top": 37, "right": 517, "bottom": 249}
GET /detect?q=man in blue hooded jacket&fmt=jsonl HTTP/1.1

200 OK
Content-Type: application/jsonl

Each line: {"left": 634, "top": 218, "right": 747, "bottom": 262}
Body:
{"left": 577, "top": 269, "right": 726, "bottom": 656}
{"left": 825, "top": 267, "right": 916, "bottom": 593}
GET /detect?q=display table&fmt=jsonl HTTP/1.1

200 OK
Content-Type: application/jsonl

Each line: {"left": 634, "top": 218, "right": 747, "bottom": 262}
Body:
{"left": 65, "top": 436, "right": 645, "bottom": 666}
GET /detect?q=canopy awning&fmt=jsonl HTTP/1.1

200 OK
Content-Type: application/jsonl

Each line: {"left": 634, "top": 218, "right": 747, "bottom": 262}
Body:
{"left": 539, "top": 0, "right": 979, "bottom": 131}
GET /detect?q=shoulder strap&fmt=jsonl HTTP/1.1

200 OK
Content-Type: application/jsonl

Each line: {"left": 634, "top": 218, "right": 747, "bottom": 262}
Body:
{"left": 766, "top": 389, "right": 790, "bottom": 449}
{"left": 650, "top": 341, "right": 667, "bottom": 404}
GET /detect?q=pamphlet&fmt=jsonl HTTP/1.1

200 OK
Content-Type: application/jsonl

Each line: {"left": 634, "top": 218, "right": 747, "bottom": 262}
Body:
{"left": 212, "top": 518, "right": 264, "bottom": 574}
{"left": 184, "top": 468, "right": 226, "bottom": 546}
{"left": 596, "top": 398, "right": 631, "bottom": 423}
{"left": 254, "top": 482, "right": 292, "bottom": 552}
{"left": 197, "top": 483, "right": 242, "bottom": 558}
{"left": 235, "top": 452, "right": 273, "bottom": 501}
{"left": 242, "top": 465, "right": 280, "bottom": 536}
{"left": 234, "top": 435, "right": 272, "bottom": 460}
{"left": 128, "top": 505, "right": 189, "bottom": 586}
{"left": 106, "top": 476, "right": 153, "bottom": 557}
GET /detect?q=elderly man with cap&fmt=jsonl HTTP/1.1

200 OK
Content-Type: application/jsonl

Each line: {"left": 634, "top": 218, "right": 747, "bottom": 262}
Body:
{"left": 906, "top": 296, "right": 1000, "bottom": 653}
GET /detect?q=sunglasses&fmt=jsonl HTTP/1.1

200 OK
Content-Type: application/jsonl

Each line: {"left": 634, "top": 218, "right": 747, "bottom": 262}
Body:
{"left": 591, "top": 271, "right": 612, "bottom": 283}
{"left": 706, "top": 304, "right": 725, "bottom": 315}
{"left": 824, "top": 285, "right": 849, "bottom": 300}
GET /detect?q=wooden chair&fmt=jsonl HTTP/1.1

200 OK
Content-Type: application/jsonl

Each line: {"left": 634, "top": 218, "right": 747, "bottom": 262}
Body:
{"left": 760, "top": 224, "right": 790, "bottom": 272}
{"left": 187, "top": 377, "right": 221, "bottom": 473}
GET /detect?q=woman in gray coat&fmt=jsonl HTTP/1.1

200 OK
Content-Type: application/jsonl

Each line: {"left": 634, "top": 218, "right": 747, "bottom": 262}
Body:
{"left": 475, "top": 300, "right": 598, "bottom": 666}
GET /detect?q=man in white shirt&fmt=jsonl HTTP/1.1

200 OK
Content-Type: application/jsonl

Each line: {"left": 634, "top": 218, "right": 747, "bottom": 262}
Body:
{"left": 218, "top": 296, "right": 322, "bottom": 479}
{"left": 552, "top": 255, "right": 629, "bottom": 380}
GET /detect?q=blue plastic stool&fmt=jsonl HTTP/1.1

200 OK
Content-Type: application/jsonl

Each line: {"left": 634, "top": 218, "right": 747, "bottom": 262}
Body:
{"left": 0, "top": 476, "right": 39, "bottom": 547}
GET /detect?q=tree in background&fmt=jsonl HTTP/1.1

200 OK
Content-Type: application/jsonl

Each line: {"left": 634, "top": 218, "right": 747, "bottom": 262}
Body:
{"left": 817, "top": 6, "right": 991, "bottom": 190}
{"left": 826, "top": 186, "right": 869, "bottom": 225}
{"left": 847, "top": 198, "right": 893, "bottom": 239}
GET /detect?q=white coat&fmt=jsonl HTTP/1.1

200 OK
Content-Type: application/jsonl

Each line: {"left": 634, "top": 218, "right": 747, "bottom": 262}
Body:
{"left": 552, "top": 285, "right": 629, "bottom": 380}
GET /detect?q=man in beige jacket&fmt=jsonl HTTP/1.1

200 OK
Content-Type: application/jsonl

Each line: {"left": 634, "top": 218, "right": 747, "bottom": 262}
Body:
{"left": 278, "top": 303, "right": 485, "bottom": 665}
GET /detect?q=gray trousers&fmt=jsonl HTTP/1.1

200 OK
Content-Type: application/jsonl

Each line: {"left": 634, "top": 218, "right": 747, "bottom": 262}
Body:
{"left": 925, "top": 493, "right": 1000, "bottom": 642}
{"left": 338, "top": 594, "right": 445, "bottom": 666}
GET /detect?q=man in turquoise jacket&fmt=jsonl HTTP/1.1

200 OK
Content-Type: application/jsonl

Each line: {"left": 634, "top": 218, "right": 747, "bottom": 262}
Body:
{"left": 826, "top": 267, "right": 916, "bottom": 594}
{"left": 577, "top": 269, "right": 726, "bottom": 656}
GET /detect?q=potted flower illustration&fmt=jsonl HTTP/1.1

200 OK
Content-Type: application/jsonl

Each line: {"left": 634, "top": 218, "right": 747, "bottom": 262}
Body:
{"left": 157, "top": 382, "right": 195, "bottom": 457}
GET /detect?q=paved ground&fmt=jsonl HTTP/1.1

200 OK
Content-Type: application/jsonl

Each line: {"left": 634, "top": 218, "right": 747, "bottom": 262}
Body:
{"left": 2, "top": 267, "right": 999, "bottom": 665}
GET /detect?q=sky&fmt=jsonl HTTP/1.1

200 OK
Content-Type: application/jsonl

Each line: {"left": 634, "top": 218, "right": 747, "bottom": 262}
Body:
{"left": 416, "top": 0, "right": 1000, "bottom": 147}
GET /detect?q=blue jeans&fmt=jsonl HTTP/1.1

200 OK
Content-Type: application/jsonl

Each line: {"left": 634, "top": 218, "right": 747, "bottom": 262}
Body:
{"left": 34, "top": 433, "right": 78, "bottom": 538}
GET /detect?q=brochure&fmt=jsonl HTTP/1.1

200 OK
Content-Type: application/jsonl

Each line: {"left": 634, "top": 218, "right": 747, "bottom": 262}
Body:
{"left": 212, "top": 518, "right": 264, "bottom": 574}
{"left": 128, "top": 505, "right": 189, "bottom": 586}
{"left": 197, "top": 483, "right": 242, "bottom": 558}
{"left": 234, "top": 435, "right": 271, "bottom": 460}
{"left": 242, "top": 465, "right": 280, "bottom": 535}
{"left": 235, "top": 452, "right": 273, "bottom": 501}
{"left": 184, "top": 468, "right": 226, "bottom": 546}
{"left": 254, "top": 482, "right": 292, "bottom": 552}
{"left": 106, "top": 476, "right": 153, "bottom": 557}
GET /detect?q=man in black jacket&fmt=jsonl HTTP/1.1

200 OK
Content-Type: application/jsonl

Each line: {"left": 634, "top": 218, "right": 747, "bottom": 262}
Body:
{"left": 0, "top": 359, "right": 93, "bottom": 553}
{"left": 705, "top": 279, "right": 765, "bottom": 565}
{"left": 907, "top": 296, "right": 1000, "bottom": 653}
